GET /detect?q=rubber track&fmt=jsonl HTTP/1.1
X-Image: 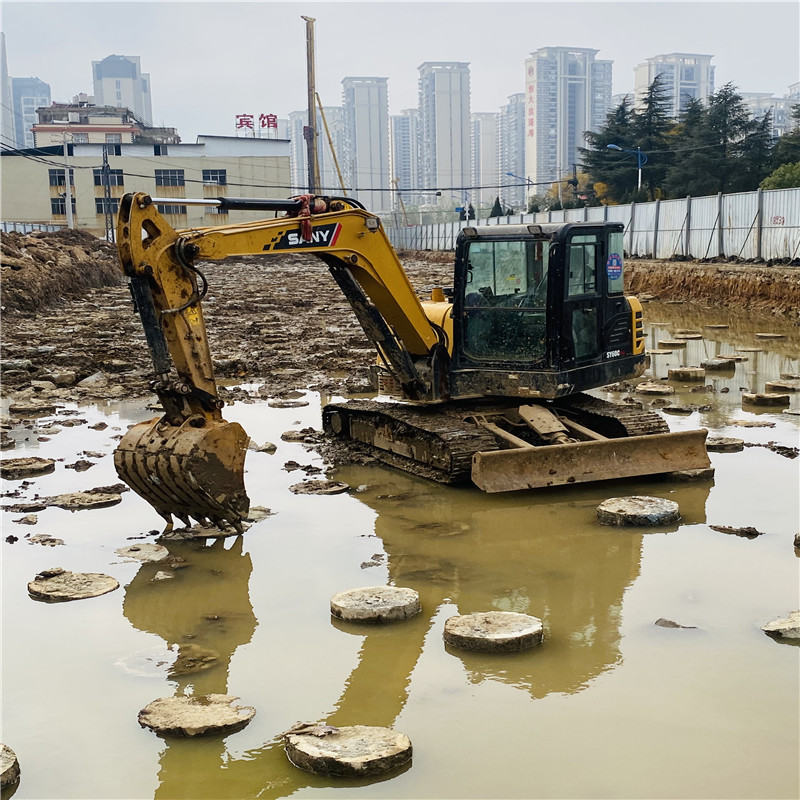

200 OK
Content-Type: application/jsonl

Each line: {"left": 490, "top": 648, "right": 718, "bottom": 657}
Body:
{"left": 555, "top": 393, "right": 670, "bottom": 437}
{"left": 323, "top": 400, "right": 499, "bottom": 484}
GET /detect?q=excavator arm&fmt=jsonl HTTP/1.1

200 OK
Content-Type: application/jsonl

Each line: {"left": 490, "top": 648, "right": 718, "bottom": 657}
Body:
{"left": 114, "top": 192, "right": 449, "bottom": 528}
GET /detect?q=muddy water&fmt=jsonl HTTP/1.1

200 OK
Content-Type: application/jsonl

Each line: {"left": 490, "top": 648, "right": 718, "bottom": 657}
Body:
{"left": 2, "top": 305, "right": 799, "bottom": 800}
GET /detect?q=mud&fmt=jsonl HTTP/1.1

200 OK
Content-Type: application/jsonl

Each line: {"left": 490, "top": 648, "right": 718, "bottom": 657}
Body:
{"left": 626, "top": 260, "right": 800, "bottom": 320}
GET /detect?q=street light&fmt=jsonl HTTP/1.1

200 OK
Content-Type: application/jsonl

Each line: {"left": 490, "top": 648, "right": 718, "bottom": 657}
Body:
{"left": 506, "top": 171, "right": 534, "bottom": 187}
{"left": 606, "top": 144, "right": 648, "bottom": 192}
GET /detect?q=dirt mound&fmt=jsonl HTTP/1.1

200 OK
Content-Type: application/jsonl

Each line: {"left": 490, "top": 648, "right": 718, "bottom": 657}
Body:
{"left": 1, "top": 229, "right": 123, "bottom": 314}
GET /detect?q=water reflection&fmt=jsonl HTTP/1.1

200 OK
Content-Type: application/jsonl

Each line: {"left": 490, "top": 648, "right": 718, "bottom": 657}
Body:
{"left": 119, "top": 465, "right": 711, "bottom": 798}
{"left": 122, "top": 537, "right": 257, "bottom": 798}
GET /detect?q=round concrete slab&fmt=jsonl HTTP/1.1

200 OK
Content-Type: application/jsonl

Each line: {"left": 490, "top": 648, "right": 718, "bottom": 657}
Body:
{"left": 331, "top": 586, "right": 421, "bottom": 623}
{"left": 1, "top": 744, "right": 20, "bottom": 789}
{"left": 289, "top": 480, "right": 349, "bottom": 495}
{"left": 285, "top": 725, "right": 412, "bottom": 777}
{"left": 138, "top": 694, "right": 256, "bottom": 737}
{"left": 742, "top": 393, "right": 790, "bottom": 407}
{"left": 635, "top": 382, "right": 675, "bottom": 396}
{"left": 0, "top": 457, "right": 55, "bottom": 480}
{"left": 597, "top": 496, "right": 680, "bottom": 526}
{"left": 668, "top": 368, "right": 706, "bottom": 381}
{"left": 115, "top": 543, "right": 170, "bottom": 562}
{"left": 443, "top": 611, "right": 544, "bottom": 652}
{"left": 27, "top": 568, "right": 119, "bottom": 602}
{"left": 701, "top": 358, "right": 736, "bottom": 370}
{"left": 707, "top": 437, "right": 744, "bottom": 452}
{"left": 48, "top": 491, "right": 122, "bottom": 510}
{"left": 762, "top": 611, "right": 800, "bottom": 640}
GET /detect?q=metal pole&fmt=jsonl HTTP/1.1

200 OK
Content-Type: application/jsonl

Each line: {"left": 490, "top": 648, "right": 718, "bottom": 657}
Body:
{"left": 102, "top": 145, "right": 115, "bottom": 243}
{"left": 63, "top": 133, "right": 74, "bottom": 230}
{"left": 301, "top": 16, "right": 319, "bottom": 193}
{"left": 637, "top": 147, "right": 642, "bottom": 192}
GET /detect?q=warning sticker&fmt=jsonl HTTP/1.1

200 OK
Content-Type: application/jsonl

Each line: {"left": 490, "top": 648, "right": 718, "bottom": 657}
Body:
{"left": 606, "top": 253, "right": 623, "bottom": 280}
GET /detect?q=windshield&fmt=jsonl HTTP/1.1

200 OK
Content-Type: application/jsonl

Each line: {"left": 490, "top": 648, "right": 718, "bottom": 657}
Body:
{"left": 465, "top": 239, "right": 549, "bottom": 308}
{"left": 462, "top": 239, "right": 550, "bottom": 363}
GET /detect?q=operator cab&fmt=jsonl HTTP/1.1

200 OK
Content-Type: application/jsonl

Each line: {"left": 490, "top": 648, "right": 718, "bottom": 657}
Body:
{"left": 450, "top": 222, "right": 643, "bottom": 400}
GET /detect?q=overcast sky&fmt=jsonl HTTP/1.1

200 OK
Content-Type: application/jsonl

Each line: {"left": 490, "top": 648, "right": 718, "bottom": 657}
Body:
{"left": 3, "top": 1, "right": 798, "bottom": 140}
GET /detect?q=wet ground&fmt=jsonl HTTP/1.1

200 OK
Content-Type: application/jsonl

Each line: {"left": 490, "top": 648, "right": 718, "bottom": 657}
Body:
{"left": 2, "top": 283, "right": 800, "bottom": 799}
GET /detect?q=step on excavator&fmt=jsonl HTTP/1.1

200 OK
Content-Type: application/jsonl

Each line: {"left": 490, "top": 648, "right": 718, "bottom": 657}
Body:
{"left": 114, "top": 192, "right": 710, "bottom": 529}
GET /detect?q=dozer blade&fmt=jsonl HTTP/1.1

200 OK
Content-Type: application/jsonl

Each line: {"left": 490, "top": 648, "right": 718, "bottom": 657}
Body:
{"left": 471, "top": 429, "right": 710, "bottom": 493}
{"left": 114, "top": 416, "right": 250, "bottom": 528}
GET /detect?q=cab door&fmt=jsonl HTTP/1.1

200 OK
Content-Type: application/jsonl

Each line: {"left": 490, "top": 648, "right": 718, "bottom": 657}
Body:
{"left": 560, "top": 231, "right": 602, "bottom": 366}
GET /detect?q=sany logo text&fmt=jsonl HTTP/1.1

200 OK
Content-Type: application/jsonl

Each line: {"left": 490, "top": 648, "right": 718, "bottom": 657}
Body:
{"left": 269, "top": 223, "right": 341, "bottom": 251}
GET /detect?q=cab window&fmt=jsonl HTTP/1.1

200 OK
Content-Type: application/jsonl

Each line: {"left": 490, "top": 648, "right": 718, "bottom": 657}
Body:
{"left": 566, "top": 234, "right": 598, "bottom": 297}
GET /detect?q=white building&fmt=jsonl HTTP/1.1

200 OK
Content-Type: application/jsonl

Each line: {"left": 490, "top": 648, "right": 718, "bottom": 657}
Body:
{"left": 390, "top": 109, "right": 421, "bottom": 211}
{"left": 0, "top": 135, "right": 290, "bottom": 236}
{"left": 418, "top": 62, "right": 471, "bottom": 200}
{"left": 92, "top": 55, "right": 153, "bottom": 125}
{"left": 524, "top": 47, "right": 612, "bottom": 188}
{"left": 741, "top": 92, "right": 794, "bottom": 139}
{"left": 470, "top": 112, "right": 499, "bottom": 213}
{"left": 634, "top": 53, "right": 715, "bottom": 118}
{"left": 498, "top": 93, "right": 526, "bottom": 210}
{"left": 341, "top": 77, "right": 390, "bottom": 212}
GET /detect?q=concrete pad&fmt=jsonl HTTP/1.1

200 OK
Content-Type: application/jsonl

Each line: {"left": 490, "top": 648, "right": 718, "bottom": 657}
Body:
{"left": 597, "top": 496, "right": 680, "bottom": 526}
{"left": 1, "top": 744, "right": 20, "bottom": 789}
{"left": 28, "top": 568, "right": 119, "bottom": 602}
{"left": 443, "top": 611, "right": 543, "bottom": 652}
{"left": 762, "top": 611, "right": 800, "bottom": 640}
{"left": 138, "top": 694, "right": 255, "bottom": 737}
{"left": 0, "top": 457, "right": 55, "bottom": 480}
{"left": 285, "top": 724, "right": 412, "bottom": 777}
{"left": 331, "top": 586, "right": 420, "bottom": 623}
{"left": 742, "top": 393, "right": 791, "bottom": 407}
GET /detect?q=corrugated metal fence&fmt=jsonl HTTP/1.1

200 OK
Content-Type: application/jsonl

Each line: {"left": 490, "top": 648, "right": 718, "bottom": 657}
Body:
{"left": 387, "top": 188, "right": 800, "bottom": 262}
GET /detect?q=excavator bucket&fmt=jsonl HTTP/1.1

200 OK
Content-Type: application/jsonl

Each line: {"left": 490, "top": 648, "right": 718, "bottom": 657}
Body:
{"left": 114, "top": 415, "right": 250, "bottom": 529}
{"left": 471, "top": 429, "right": 711, "bottom": 493}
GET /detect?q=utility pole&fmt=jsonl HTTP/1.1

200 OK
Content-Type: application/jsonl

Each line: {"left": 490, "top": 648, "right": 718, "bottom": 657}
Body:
{"left": 101, "top": 144, "right": 115, "bottom": 243}
{"left": 301, "top": 15, "right": 320, "bottom": 193}
{"left": 62, "top": 133, "right": 74, "bottom": 229}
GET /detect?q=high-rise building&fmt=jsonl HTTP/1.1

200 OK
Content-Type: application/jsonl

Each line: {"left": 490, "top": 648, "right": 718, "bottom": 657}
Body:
{"left": 498, "top": 93, "right": 526, "bottom": 210}
{"left": 92, "top": 55, "right": 152, "bottom": 124}
{"left": 418, "top": 62, "right": 471, "bottom": 201}
{"left": 524, "top": 47, "right": 612, "bottom": 189}
{"left": 740, "top": 92, "right": 793, "bottom": 139}
{"left": 341, "top": 77, "right": 390, "bottom": 212}
{"left": 471, "top": 112, "right": 499, "bottom": 213}
{"left": 634, "top": 53, "right": 715, "bottom": 118}
{"left": 1, "top": 33, "right": 15, "bottom": 149}
{"left": 11, "top": 76, "right": 50, "bottom": 149}
{"left": 390, "top": 108, "right": 421, "bottom": 210}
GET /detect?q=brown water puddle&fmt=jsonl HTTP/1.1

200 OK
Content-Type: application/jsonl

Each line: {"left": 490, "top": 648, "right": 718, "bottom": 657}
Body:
{"left": 1, "top": 310, "right": 798, "bottom": 800}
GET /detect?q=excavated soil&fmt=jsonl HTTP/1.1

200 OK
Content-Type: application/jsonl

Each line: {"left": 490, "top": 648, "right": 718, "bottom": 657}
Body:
{"left": 0, "top": 233, "right": 451, "bottom": 401}
{"left": 0, "top": 230, "right": 797, "bottom": 405}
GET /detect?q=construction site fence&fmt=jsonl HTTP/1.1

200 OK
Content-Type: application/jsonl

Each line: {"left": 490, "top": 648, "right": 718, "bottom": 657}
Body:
{"left": 386, "top": 187, "right": 800, "bottom": 262}
{"left": 2, "top": 221, "right": 65, "bottom": 234}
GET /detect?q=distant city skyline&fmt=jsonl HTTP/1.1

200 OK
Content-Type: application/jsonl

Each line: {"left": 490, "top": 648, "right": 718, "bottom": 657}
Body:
{"left": 2, "top": 2, "right": 797, "bottom": 141}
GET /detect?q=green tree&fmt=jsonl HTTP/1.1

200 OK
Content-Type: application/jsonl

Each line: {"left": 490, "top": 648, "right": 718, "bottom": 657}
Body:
{"left": 489, "top": 196, "right": 503, "bottom": 218}
{"left": 760, "top": 161, "right": 800, "bottom": 189}
{"left": 631, "top": 73, "right": 674, "bottom": 198}
{"left": 663, "top": 99, "right": 720, "bottom": 197}
{"left": 581, "top": 96, "right": 638, "bottom": 202}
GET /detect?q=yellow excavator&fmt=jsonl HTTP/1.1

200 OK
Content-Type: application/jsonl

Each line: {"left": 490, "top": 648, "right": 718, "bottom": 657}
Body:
{"left": 114, "top": 192, "right": 709, "bottom": 529}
